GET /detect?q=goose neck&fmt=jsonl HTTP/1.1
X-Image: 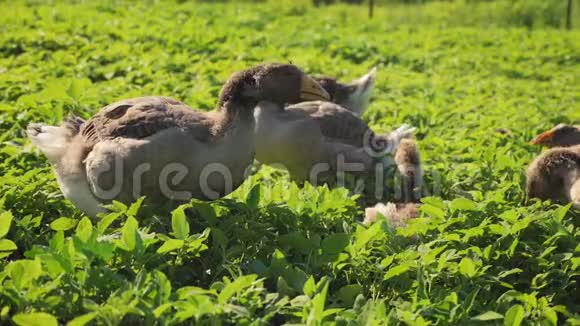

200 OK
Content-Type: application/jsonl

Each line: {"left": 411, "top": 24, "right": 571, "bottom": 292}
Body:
{"left": 212, "top": 101, "right": 255, "bottom": 137}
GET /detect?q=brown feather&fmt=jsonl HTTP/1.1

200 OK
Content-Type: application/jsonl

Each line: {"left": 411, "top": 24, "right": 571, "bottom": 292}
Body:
{"left": 78, "top": 97, "right": 215, "bottom": 153}
{"left": 526, "top": 145, "right": 580, "bottom": 202}
{"left": 395, "top": 139, "right": 423, "bottom": 202}
{"left": 286, "top": 101, "right": 378, "bottom": 148}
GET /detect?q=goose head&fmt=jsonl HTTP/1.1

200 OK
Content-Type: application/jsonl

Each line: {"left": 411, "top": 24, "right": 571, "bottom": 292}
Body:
{"left": 315, "top": 67, "right": 376, "bottom": 115}
{"left": 531, "top": 124, "right": 580, "bottom": 148}
{"left": 218, "top": 63, "right": 330, "bottom": 111}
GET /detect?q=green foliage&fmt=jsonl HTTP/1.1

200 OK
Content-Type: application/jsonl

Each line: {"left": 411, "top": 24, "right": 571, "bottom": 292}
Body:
{"left": 0, "top": 0, "right": 579, "bottom": 325}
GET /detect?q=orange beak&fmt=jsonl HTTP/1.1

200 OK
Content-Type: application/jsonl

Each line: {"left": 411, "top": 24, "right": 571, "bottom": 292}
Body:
{"left": 300, "top": 74, "right": 330, "bottom": 101}
{"left": 531, "top": 130, "right": 555, "bottom": 145}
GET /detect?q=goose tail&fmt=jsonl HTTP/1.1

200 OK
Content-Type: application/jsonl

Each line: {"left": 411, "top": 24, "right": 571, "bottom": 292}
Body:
{"left": 369, "top": 124, "right": 416, "bottom": 156}
{"left": 27, "top": 115, "right": 85, "bottom": 163}
{"left": 395, "top": 138, "right": 424, "bottom": 202}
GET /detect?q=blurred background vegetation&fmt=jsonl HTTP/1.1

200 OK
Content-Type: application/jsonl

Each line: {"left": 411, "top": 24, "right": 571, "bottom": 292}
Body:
{"left": 199, "top": 0, "right": 578, "bottom": 30}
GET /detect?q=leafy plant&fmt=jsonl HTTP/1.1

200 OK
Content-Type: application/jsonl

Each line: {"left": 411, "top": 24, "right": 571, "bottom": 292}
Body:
{"left": 0, "top": 0, "right": 579, "bottom": 324}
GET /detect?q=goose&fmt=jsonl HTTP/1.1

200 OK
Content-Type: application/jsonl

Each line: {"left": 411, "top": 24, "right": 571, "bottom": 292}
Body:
{"left": 526, "top": 124, "right": 580, "bottom": 208}
{"left": 531, "top": 124, "right": 580, "bottom": 148}
{"left": 27, "top": 63, "right": 330, "bottom": 217}
{"left": 314, "top": 67, "right": 376, "bottom": 116}
{"left": 253, "top": 99, "right": 414, "bottom": 185}
{"left": 317, "top": 67, "right": 423, "bottom": 202}
{"left": 363, "top": 202, "right": 419, "bottom": 227}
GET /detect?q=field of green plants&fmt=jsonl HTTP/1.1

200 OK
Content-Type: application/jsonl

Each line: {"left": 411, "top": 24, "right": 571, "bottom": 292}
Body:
{"left": 0, "top": 0, "right": 579, "bottom": 325}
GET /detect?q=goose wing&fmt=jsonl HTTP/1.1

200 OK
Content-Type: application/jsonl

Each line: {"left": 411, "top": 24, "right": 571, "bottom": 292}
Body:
{"left": 79, "top": 96, "right": 213, "bottom": 149}
{"left": 285, "top": 101, "right": 374, "bottom": 148}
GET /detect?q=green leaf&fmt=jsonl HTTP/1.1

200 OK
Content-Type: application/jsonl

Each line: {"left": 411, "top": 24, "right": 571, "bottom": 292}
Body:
{"left": 384, "top": 265, "right": 410, "bottom": 280}
{"left": 322, "top": 233, "right": 349, "bottom": 254}
{"left": 7, "top": 259, "right": 42, "bottom": 289}
{"left": 13, "top": 312, "right": 58, "bottom": 326}
{"left": 153, "top": 270, "right": 171, "bottom": 302}
{"left": 127, "top": 197, "right": 145, "bottom": 217}
{"left": 49, "top": 230, "right": 64, "bottom": 252}
{"left": 420, "top": 203, "right": 445, "bottom": 219}
{"left": 105, "top": 200, "right": 128, "bottom": 213}
{"left": 176, "top": 286, "right": 217, "bottom": 299}
{"left": 553, "top": 203, "right": 571, "bottom": 223}
{"left": 303, "top": 276, "right": 316, "bottom": 297}
{"left": 459, "top": 257, "right": 477, "bottom": 278}
{"left": 153, "top": 303, "right": 173, "bottom": 318}
{"left": 277, "top": 276, "right": 295, "bottom": 297}
{"left": 97, "top": 212, "right": 121, "bottom": 234}
{"left": 499, "top": 210, "right": 519, "bottom": 223}
{"left": 157, "top": 239, "right": 184, "bottom": 254}
{"left": 269, "top": 249, "right": 288, "bottom": 278}
{"left": 41, "top": 82, "right": 68, "bottom": 103}
{"left": 543, "top": 307, "right": 558, "bottom": 326}
{"left": 337, "top": 284, "right": 362, "bottom": 306}
{"left": 50, "top": 217, "right": 78, "bottom": 231}
{"left": 380, "top": 255, "right": 394, "bottom": 268}
{"left": 218, "top": 274, "right": 258, "bottom": 304}
{"left": 192, "top": 200, "right": 217, "bottom": 224}
{"left": 172, "top": 206, "right": 190, "bottom": 240}
{"left": 498, "top": 268, "right": 523, "bottom": 279}
{"left": 120, "top": 216, "right": 139, "bottom": 251}
{"left": 421, "top": 196, "right": 446, "bottom": 209}
{"left": 66, "top": 78, "right": 91, "bottom": 101}
{"left": 75, "top": 217, "right": 92, "bottom": 243}
{"left": 1, "top": 306, "right": 9, "bottom": 318}
{"left": 450, "top": 198, "right": 478, "bottom": 211}
{"left": 0, "top": 211, "right": 14, "bottom": 238}
{"left": 0, "top": 239, "right": 17, "bottom": 251}
{"left": 67, "top": 80, "right": 82, "bottom": 100}
{"left": 67, "top": 312, "right": 97, "bottom": 326}
{"left": 354, "top": 222, "right": 383, "bottom": 251}
{"left": 284, "top": 266, "right": 309, "bottom": 292}
{"left": 246, "top": 184, "right": 261, "bottom": 209}
{"left": 444, "top": 292, "right": 458, "bottom": 304}
{"left": 488, "top": 223, "right": 506, "bottom": 235}
{"left": 309, "top": 279, "right": 330, "bottom": 323}
{"left": 278, "top": 232, "right": 315, "bottom": 255}
{"left": 472, "top": 311, "right": 503, "bottom": 321}
{"left": 504, "top": 305, "right": 525, "bottom": 326}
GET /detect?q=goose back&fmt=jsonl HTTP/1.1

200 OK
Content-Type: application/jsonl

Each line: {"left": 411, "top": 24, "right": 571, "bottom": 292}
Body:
{"left": 79, "top": 97, "right": 214, "bottom": 151}
{"left": 285, "top": 101, "right": 376, "bottom": 148}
